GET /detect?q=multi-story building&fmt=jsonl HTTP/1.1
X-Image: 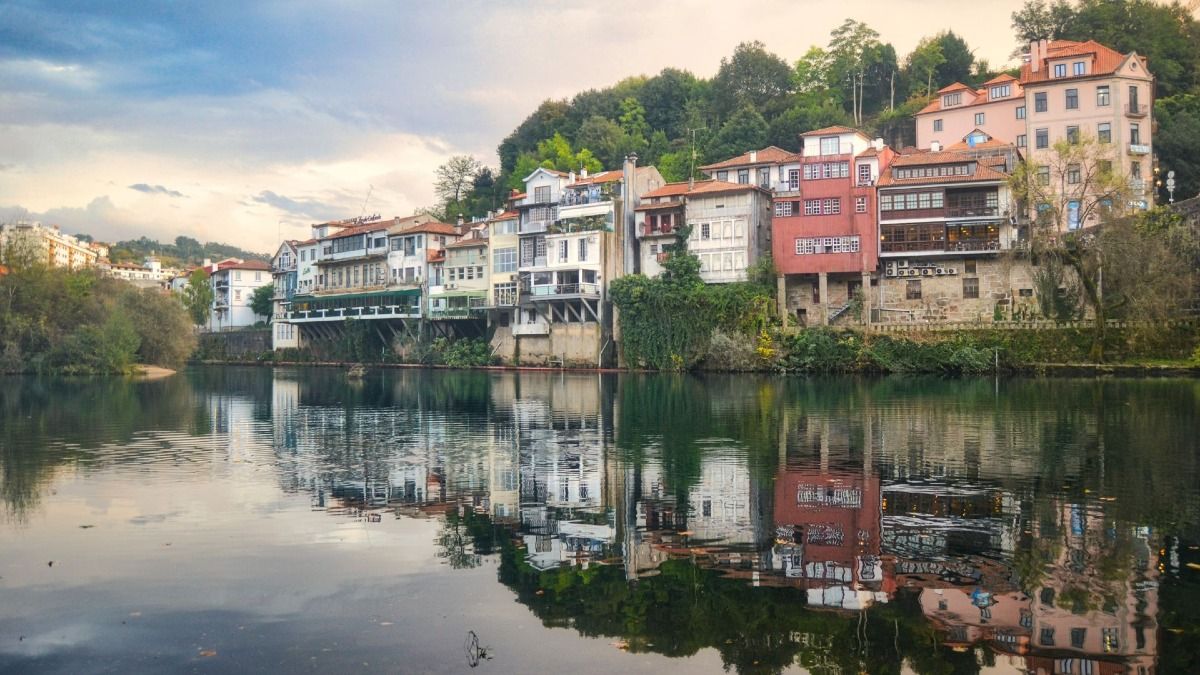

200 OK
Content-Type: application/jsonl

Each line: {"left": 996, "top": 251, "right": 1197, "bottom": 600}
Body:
{"left": 271, "top": 241, "right": 300, "bottom": 349}
{"left": 208, "top": 259, "right": 271, "bottom": 330}
{"left": 917, "top": 39, "right": 1155, "bottom": 216}
{"left": 431, "top": 231, "right": 489, "bottom": 323}
{"left": 496, "top": 162, "right": 661, "bottom": 366}
{"left": 0, "top": 221, "right": 99, "bottom": 269}
{"left": 773, "top": 126, "right": 894, "bottom": 326}
{"left": 634, "top": 179, "right": 772, "bottom": 282}
{"left": 485, "top": 210, "right": 520, "bottom": 311}
{"left": 875, "top": 134, "right": 1036, "bottom": 323}
{"left": 312, "top": 219, "right": 392, "bottom": 295}
{"left": 699, "top": 145, "right": 802, "bottom": 191}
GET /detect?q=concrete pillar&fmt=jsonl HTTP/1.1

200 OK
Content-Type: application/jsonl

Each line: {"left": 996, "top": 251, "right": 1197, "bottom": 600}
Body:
{"left": 776, "top": 274, "right": 787, "bottom": 326}
{"left": 861, "top": 271, "right": 872, "bottom": 326}
{"left": 818, "top": 272, "right": 830, "bottom": 326}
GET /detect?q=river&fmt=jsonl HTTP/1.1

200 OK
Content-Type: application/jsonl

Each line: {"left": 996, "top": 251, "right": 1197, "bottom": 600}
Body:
{"left": 1, "top": 367, "right": 1198, "bottom": 674}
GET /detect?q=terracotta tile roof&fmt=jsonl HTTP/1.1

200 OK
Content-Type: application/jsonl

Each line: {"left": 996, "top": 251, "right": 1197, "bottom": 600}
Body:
{"left": 699, "top": 146, "right": 801, "bottom": 171}
{"left": 397, "top": 221, "right": 459, "bottom": 236}
{"left": 917, "top": 79, "right": 1026, "bottom": 115}
{"left": 1020, "top": 39, "right": 1140, "bottom": 84}
{"left": 426, "top": 250, "right": 445, "bottom": 263}
{"left": 320, "top": 220, "right": 392, "bottom": 241}
{"left": 936, "top": 82, "right": 976, "bottom": 94}
{"left": 488, "top": 210, "right": 518, "bottom": 221}
{"left": 444, "top": 237, "right": 488, "bottom": 249}
{"left": 983, "top": 73, "right": 1018, "bottom": 86}
{"left": 640, "top": 179, "right": 766, "bottom": 200}
{"left": 634, "top": 199, "right": 685, "bottom": 212}
{"left": 217, "top": 259, "right": 272, "bottom": 271}
{"left": 296, "top": 238, "right": 318, "bottom": 246}
{"left": 801, "top": 125, "right": 862, "bottom": 137}
{"left": 568, "top": 170, "right": 623, "bottom": 186}
{"left": 878, "top": 151, "right": 1010, "bottom": 187}
{"left": 945, "top": 137, "right": 1011, "bottom": 152}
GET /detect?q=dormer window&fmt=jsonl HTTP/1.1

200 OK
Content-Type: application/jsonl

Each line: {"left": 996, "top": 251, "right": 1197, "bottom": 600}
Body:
{"left": 943, "top": 92, "right": 962, "bottom": 107}
{"left": 1073, "top": 61, "right": 1086, "bottom": 75}
{"left": 1053, "top": 63, "right": 1067, "bottom": 78}
{"left": 819, "top": 136, "right": 841, "bottom": 155}
{"left": 989, "top": 84, "right": 1010, "bottom": 99}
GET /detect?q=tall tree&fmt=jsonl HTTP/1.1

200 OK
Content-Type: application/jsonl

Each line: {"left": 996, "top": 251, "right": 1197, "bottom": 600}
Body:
{"left": 707, "top": 106, "right": 769, "bottom": 163}
{"left": 1011, "top": 0, "right": 1076, "bottom": 45}
{"left": 637, "top": 68, "right": 701, "bottom": 139}
{"left": 931, "top": 31, "right": 976, "bottom": 87}
{"left": 435, "top": 156, "right": 483, "bottom": 207}
{"left": 618, "top": 96, "right": 650, "bottom": 158}
{"left": 711, "top": 41, "right": 794, "bottom": 120}
{"left": 249, "top": 284, "right": 274, "bottom": 321}
{"left": 1154, "top": 94, "right": 1200, "bottom": 202}
{"left": 827, "top": 20, "right": 884, "bottom": 124}
{"left": 181, "top": 269, "right": 213, "bottom": 328}
{"left": 906, "top": 37, "right": 946, "bottom": 97}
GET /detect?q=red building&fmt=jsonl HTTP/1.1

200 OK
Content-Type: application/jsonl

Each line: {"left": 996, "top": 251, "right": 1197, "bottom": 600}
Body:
{"left": 772, "top": 126, "right": 894, "bottom": 326}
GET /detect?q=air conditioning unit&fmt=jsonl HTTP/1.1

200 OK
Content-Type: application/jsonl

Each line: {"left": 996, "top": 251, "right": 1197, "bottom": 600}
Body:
{"left": 885, "top": 261, "right": 897, "bottom": 277}
{"left": 509, "top": 274, "right": 517, "bottom": 282}
{"left": 898, "top": 259, "right": 910, "bottom": 268}
{"left": 947, "top": 267, "right": 958, "bottom": 275}
{"left": 446, "top": 283, "right": 457, "bottom": 290}
{"left": 935, "top": 268, "right": 947, "bottom": 276}
{"left": 907, "top": 268, "right": 921, "bottom": 277}
{"left": 921, "top": 268, "right": 934, "bottom": 277}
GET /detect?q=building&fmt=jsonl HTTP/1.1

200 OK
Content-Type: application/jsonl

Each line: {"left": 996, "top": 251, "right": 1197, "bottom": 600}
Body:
{"left": 0, "top": 221, "right": 99, "bottom": 269}
{"left": 485, "top": 210, "right": 520, "bottom": 311}
{"left": 773, "top": 126, "right": 895, "bottom": 326}
{"left": 101, "top": 256, "right": 179, "bottom": 289}
{"left": 430, "top": 231, "right": 489, "bottom": 329}
{"left": 875, "top": 134, "right": 1036, "bottom": 323}
{"left": 271, "top": 241, "right": 300, "bottom": 349}
{"left": 699, "top": 145, "right": 803, "bottom": 191}
{"left": 635, "top": 179, "right": 773, "bottom": 282}
{"left": 493, "top": 162, "right": 662, "bottom": 366}
{"left": 917, "top": 38, "right": 1155, "bottom": 216}
{"left": 209, "top": 259, "right": 271, "bottom": 330}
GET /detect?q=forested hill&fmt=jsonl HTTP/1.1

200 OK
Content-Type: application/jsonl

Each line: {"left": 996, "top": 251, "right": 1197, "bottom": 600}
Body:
{"left": 97, "top": 235, "right": 270, "bottom": 267}
{"left": 427, "top": 0, "right": 1200, "bottom": 222}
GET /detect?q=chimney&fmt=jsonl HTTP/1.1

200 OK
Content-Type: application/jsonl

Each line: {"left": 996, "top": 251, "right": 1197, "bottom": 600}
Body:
{"left": 873, "top": 137, "right": 884, "bottom": 151}
{"left": 456, "top": 213, "right": 464, "bottom": 227}
{"left": 1029, "top": 40, "right": 1040, "bottom": 72}
{"left": 580, "top": 167, "right": 588, "bottom": 179}
{"left": 568, "top": 170, "right": 576, "bottom": 184}
{"left": 749, "top": 150, "right": 757, "bottom": 163}
{"left": 931, "top": 141, "right": 942, "bottom": 152}
{"left": 688, "top": 176, "right": 695, "bottom": 191}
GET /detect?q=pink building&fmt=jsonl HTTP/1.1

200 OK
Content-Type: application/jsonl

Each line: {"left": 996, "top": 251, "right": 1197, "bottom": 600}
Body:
{"left": 916, "top": 39, "right": 1155, "bottom": 215}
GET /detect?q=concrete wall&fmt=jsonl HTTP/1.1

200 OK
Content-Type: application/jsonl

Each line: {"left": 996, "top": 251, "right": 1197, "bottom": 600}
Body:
{"left": 491, "top": 321, "right": 602, "bottom": 367}
{"left": 200, "top": 329, "right": 272, "bottom": 359}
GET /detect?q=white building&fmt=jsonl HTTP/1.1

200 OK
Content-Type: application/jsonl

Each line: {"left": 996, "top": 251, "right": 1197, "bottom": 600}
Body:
{"left": 0, "top": 221, "right": 99, "bottom": 269}
{"left": 271, "top": 241, "right": 301, "bottom": 349}
{"left": 209, "top": 259, "right": 271, "bottom": 330}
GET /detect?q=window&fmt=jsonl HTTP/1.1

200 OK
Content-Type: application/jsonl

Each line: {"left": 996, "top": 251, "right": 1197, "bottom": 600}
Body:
{"left": 906, "top": 280, "right": 921, "bottom": 300}
{"left": 1098, "top": 159, "right": 1113, "bottom": 175}
{"left": 578, "top": 237, "right": 588, "bottom": 261}
{"left": 493, "top": 247, "right": 516, "bottom": 273}
{"left": 990, "top": 84, "right": 1010, "bottom": 99}
{"left": 1066, "top": 88, "right": 1078, "bottom": 109}
{"left": 1073, "top": 61, "right": 1086, "bottom": 75}
{"left": 1016, "top": 105, "right": 1026, "bottom": 119}
{"left": 858, "top": 164, "right": 871, "bottom": 185}
{"left": 1097, "top": 85, "right": 1110, "bottom": 106}
{"left": 943, "top": 92, "right": 961, "bottom": 107}
{"left": 1066, "top": 125, "right": 1080, "bottom": 144}
{"left": 1016, "top": 134, "right": 1027, "bottom": 148}
{"left": 794, "top": 236, "right": 859, "bottom": 255}
{"left": 701, "top": 223, "right": 711, "bottom": 239}
{"left": 1071, "top": 628, "right": 1087, "bottom": 649}
{"left": 254, "top": 272, "right": 262, "bottom": 281}
{"left": 964, "top": 260, "right": 977, "bottom": 274}
{"left": 775, "top": 201, "right": 793, "bottom": 217}
{"left": 963, "top": 277, "right": 979, "bottom": 299}
{"left": 1131, "top": 161, "right": 1141, "bottom": 178}
{"left": 716, "top": 170, "right": 728, "bottom": 181}
{"left": 819, "top": 136, "right": 840, "bottom": 155}
{"left": 881, "top": 195, "right": 893, "bottom": 211}
{"left": 855, "top": 196, "right": 867, "bottom": 213}
{"left": 804, "top": 199, "right": 821, "bottom": 215}
{"left": 1053, "top": 63, "right": 1067, "bottom": 78}
{"left": 822, "top": 198, "right": 840, "bottom": 215}
{"left": 1130, "top": 123, "right": 1140, "bottom": 145}
{"left": 1035, "top": 92, "right": 1047, "bottom": 112}
{"left": 758, "top": 167, "right": 770, "bottom": 188}
{"left": 905, "top": 193, "right": 918, "bottom": 210}
{"left": 1041, "top": 628, "right": 1056, "bottom": 646}
{"left": 234, "top": 289, "right": 241, "bottom": 301}
{"left": 1035, "top": 128, "right": 1049, "bottom": 149}
{"left": 737, "top": 168, "right": 749, "bottom": 184}
{"left": 534, "top": 186, "right": 550, "bottom": 203}
{"left": 1037, "top": 166, "right": 1050, "bottom": 185}
{"left": 234, "top": 271, "right": 241, "bottom": 281}
{"left": 558, "top": 239, "right": 568, "bottom": 262}
{"left": 787, "top": 169, "right": 799, "bottom": 190}
{"left": 933, "top": 119, "right": 943, "bottom": 132}
{"left": 1092, "top": 122, "right": 1110, "bottom": 144}
{"left": 975, "top": 112, "right": 985, "bottom": 125}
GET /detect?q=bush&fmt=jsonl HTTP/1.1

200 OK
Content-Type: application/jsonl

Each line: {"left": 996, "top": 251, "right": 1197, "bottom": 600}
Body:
{"left": 119, "top": 288, "right": 197, "bottom": 368}
{"left": 431, "top": 337, "right": 494, "bottom": 368}
{"left": 700, "top": 330, "right": 760, "bottom": 371}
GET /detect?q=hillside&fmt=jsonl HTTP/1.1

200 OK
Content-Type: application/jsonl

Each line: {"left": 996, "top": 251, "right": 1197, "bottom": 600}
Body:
{"left": 97, "top": 235, "right": 271, "bottom": 268}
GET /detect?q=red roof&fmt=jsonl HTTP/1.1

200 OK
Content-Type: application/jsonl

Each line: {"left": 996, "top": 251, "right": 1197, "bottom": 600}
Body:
{"left": 320, "top": 219, "right": 392, "bottom": 241}
{"left": 700, "top": 146, "right": 800, "bottom": 171}
{"left": 444, "top": 237, "right": 487, "bottom": 249}
{"left": 488, "top": 210, "right": 518, "bottom": 221}
{"left": 398, "top": 221, "right": 459, "bottom": 236}
{"left": 801, "top": 125, "right": 862, "bottom": 137}
{"left": 217, "top": 259, "right": 271, "bottom": 271}
{"left": 982, "top": 73, "right": 1018, "bottom": 86}
{"left": 878, "top": 151, "right": 1010, "bottom": 186}
{"left": 426, "top": 249, "right": 446, "bottom": 263}
{"left": 1020, "top": 39, "right": 1141, "bottom": 84}
{"left": 568, "top": 170, "right": 623, "bottom": 186}
{"left": 640, "top": 179, "right": 766, "bottom": 200}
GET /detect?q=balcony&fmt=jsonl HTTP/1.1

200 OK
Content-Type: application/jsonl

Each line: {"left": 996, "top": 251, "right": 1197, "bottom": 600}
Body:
{"left": 287, "top": 304, "right": 419, "bottom": 322}
{"left": 856, "top": 178, "right": 876, "bottom": 187}
{"left": 642, "top": 224, "right": 675, "bottom": 237}
{"left": 945, "top": 206, "right": 999, "bottom": 218}
{"left": 1128, "top": 143, "right": 1151, "bottom": 155}
{"left": 520, "top": 255, "right": 548, "bottom": 269}
{"left": 520, "top": 220, "right": 552, "bottom": 235}
{"left": 1125, "top": 103, "right": 1148, "bottom": 118}
{"left": 560, "top": 190, "right": 614, "bottom": 207}
{"left": 526, "top": 282, "right": 601, "bottom": 298}
{"left": 881, "top": 238, "right": 1002, "bottom": 254}
{"left": 493, "top": 287, "right": 519, "bottom": 306}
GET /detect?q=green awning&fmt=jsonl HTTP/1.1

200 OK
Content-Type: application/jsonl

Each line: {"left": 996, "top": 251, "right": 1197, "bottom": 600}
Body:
{"left": 430, "top": 289, "right": 488, "bottom": 299}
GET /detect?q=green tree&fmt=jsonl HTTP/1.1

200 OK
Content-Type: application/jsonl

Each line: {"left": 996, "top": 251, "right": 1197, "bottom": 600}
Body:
{"left": 637, "top": 67, "right": 701, "bottom": 139}
{"left": 906, "top": 37, "right": 946, "bottom": 97}
{"left": 931, "top": 31, "right": 976, "bottom": 87}
{"left": 706, "top": 106, "right": 769, "bottom": 163}
{"left": 827, "top": 19, "right": 885, "bottom": 124}
{"left": 618, "top": 96, "right": 650, "bottom": 157}
{"left": 119, "top": 288, "right": 198, "bottom": 367}
{"left": 497, "top": 99, "right": 571, "bottom": 174}
{"left": 711, "top": 41, "right": 794, "bottom": 119}
{"left": 181, "top": 269, "right": 213, "bottom": 327}
{"left": 1155, "top": 94, "right": 1200, "bottom": 202}
{"left": 250, "top": 284, "right": 274, "bottom": 321}
{"left": 434, "top": 155, "right": 484, "bottom": 218}
{"left": 575, "top": 115, "right": 627, "bottom": 168}
{"left": 1011, "top": 0, "right": 1076, "bottom": 45}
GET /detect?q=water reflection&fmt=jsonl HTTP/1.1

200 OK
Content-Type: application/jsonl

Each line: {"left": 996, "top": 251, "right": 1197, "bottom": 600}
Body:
{"left": 1, "top": 369, "right": 1198, "bottom": 673}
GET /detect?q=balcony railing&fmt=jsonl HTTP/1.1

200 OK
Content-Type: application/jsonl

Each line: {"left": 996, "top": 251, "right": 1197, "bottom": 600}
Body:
{"left": 945, "top": 206, "right": 999, "bottom": 218}
{"left": 1125, "top": 103, "right": 1148, "bottom": 117}
{"left": 1128, "top": 143, "right": 1151, "bottom": 155}
{"left": 526, "top": 282, "right": 601, "bottom": 298}
{"left": 428, "top": 306, "right": 486, "bottom": 319}
{"left": 560, "top": 191, "right": 614, "bottom": 207}
{"left": 493, "top": 288, "right": 519, "bottom": 306}
{"left": 881, "top": 238, "right": 1002, "bottom": 254}
{"left": 520, "top": 220, "right": 552, "bottom": 235}
{"left": 287, "top": 304, "right": 420, "bottom": 322}
{"left": 642, "top": 224, "right": 675, "bottom": 236}
{"left": 857, "top": 178, "right": 876, "bottom": 187}
{"left": 520, "top": 255, "right": 548, "bottom": 268}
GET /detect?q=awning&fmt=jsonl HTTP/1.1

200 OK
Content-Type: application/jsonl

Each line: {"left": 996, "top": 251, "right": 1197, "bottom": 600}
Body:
{"left": 430, "top": 289, "right": 488, "bottom": 299}
{"left": 293, "top": 288, "right": 421, "bottom": 302}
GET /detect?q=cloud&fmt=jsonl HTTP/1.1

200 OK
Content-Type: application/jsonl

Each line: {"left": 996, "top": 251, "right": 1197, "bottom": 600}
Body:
{"left": 251, "top": 190, "right": 347, "bottom": 222}
{"left": 128, "top": 183, "right": 185, "bottom": 198}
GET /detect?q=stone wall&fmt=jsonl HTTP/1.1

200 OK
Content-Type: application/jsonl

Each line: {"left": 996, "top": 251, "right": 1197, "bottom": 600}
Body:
{"left": 876, "top": 256, "right": 1039, "bottom": 324}
{"left": 198, "top": 329, "right": 272, "bottom": 359}
{"left": 492, "top": 322, "right": 603, "bottom": 367}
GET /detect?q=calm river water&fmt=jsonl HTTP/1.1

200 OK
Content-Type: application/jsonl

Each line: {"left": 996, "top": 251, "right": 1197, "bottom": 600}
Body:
{"left": 1, "top": 368, "right": 1198, "bottom": 674}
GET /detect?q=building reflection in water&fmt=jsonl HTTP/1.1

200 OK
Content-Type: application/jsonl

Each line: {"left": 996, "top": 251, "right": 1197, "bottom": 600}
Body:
{"left": 241, "top": 370, "right": 1173, "bottom": 673}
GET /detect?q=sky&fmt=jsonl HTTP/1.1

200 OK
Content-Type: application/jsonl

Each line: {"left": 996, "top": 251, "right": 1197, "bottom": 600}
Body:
{"left": 0, "top": 0, "right": 1031, "bottom": 253}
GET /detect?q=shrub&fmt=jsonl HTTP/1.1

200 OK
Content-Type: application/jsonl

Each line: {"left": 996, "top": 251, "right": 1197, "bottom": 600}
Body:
{"left": 701, "top": 330, "right": 760, "bottom": 371}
